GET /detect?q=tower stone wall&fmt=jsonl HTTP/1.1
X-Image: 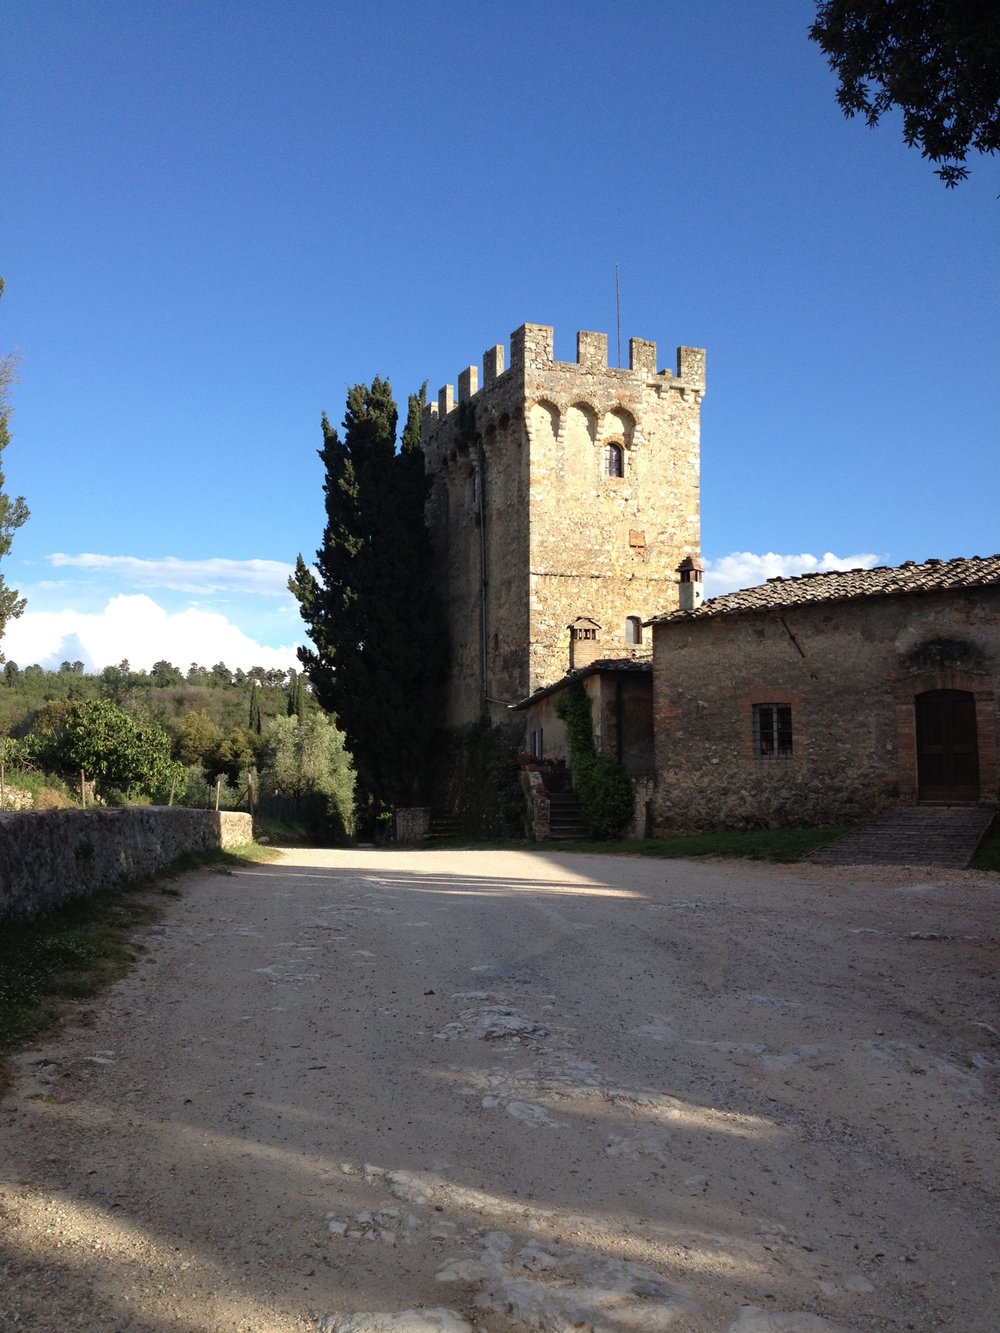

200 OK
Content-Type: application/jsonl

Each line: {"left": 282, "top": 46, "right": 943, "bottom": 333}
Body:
{"left": 423, "top": 322, "right": 704, "bottom": 728}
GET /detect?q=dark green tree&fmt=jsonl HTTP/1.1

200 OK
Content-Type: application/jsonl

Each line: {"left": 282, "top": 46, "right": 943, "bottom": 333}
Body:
{"left": 248, "top": 681, "right": 262, "bottom": 734}
{"left": 291, "top": 378, "right": 446, "bottom": 815}
{"left": 100, "top": 658, "right": 139, "bottom": 706}
{"left": 0, "top": 278, "right": 29, "bottom": 658}
{"left": 810, "top": 2, "right": 1000, "bottom": 186}
{"left": 286, "top": 668, "right": 306, "bottom": 720}
{"left": 150, "top": 659, "right": 184, "bottom": 687}
{"left": 210, "top": 726, "right": 258, "bottom": 785}
{"left": 174, "top": 709, "right": 223, "bottom": 767}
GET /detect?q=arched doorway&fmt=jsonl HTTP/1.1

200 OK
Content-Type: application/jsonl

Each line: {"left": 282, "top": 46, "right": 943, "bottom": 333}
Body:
{"left": 915, "top": 689, "right": 980, "bottom": 803}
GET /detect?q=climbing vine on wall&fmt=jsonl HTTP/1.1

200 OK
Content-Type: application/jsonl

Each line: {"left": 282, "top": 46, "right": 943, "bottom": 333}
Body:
{"left": 556, "top": 682, "right": 633, "bottom": 838}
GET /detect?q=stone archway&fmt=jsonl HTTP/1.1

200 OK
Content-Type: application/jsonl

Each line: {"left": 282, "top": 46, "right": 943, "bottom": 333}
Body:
{"left": 895, "top": 670, "right": 997, "bottom": 804}
{"left": 915, "top": 690, "right": 980, "bottom": 802}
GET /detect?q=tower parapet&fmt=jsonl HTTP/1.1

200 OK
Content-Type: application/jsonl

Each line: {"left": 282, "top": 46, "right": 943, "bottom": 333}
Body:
{"left": 422, "top": 322, "right": 706, "bottom": 442}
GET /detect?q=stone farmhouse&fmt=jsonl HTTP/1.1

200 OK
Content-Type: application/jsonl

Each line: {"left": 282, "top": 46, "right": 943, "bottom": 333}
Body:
{"left": 648, "top": 555, "right": 1000, "bottom": 832}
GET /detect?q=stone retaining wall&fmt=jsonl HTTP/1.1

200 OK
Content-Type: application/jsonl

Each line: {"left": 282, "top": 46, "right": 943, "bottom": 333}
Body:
{"left": 0, "top": 807, "right": 253, "bottom": 924}
{"left": 394, "top": 806, "right": 431, "bottom": 842}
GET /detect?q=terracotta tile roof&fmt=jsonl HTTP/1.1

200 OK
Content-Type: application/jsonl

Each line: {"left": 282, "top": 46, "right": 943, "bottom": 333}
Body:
{"left": 650, "top": 554, "right": 1000, "bottom": 625}
{"left": 510, "top": 656, "right": 651, "bottom": 711}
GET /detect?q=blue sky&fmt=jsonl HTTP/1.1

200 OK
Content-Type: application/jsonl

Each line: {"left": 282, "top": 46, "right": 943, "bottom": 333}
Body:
{"left": 3, "top": 0, "right": 997, "bottom": 672}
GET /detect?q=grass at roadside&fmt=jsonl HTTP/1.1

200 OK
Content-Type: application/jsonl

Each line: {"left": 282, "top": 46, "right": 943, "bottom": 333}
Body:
{"left": 420, "top": 825, "right": 852, "bottom": 862}
{"left": 534, "top": 825, "right": 854, "bottom": 862}
{"left": 971, "top": 816, "right": 1000, "bottom": 872}
{"left": 424, "top": 818, "right": 1000, "bottom": 871}
{"left": 538, "top": 825, "right": 852, "bottom": 862}
{"left": 0, "top": 843, "right": 277, "bottom": 1092}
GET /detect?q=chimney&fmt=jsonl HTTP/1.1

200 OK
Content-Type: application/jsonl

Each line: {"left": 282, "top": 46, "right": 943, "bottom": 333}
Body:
{"left": 677, "top": 557, "right": 704, "bottom": 612}
{"left": 568, "top": 618, "right": 602, "bottom": 670}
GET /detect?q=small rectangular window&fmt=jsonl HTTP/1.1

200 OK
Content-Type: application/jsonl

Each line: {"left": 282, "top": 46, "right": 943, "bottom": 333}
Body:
{"left": 753, "top": 703, "right": 792, "bottom": 759}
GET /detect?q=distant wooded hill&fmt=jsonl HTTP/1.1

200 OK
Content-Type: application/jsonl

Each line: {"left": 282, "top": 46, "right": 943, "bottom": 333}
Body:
{"left": 0, "top": 659, "right": 304, "bottom": 740}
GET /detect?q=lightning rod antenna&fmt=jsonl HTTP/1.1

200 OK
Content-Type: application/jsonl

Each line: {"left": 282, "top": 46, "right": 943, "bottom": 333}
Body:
{"left": 615, "top": 263, "right": 622, "bottom": 368}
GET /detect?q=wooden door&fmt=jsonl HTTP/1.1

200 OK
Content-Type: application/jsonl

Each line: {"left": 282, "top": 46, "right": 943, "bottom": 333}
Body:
{"left": 915, "top": 690, "right": 980, "bottom": 802}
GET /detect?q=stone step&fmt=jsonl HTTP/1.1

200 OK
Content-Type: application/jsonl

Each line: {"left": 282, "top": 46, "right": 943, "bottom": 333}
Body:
{"left": 547, "top": 792, "right": 588, "bottom": 839}
{"left": 425, "top": 814, "right": 460, "bottom": 840}
{"left": 806, "top": 805, "right": 995, "bottom": 868}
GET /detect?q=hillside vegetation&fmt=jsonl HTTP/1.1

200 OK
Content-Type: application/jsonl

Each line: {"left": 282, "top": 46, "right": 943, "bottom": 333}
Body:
{"left": 0, "top": 659, "right": 355, "bottom": 842}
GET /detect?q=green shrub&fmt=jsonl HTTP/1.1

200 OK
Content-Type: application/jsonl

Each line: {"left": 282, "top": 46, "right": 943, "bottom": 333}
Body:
{"left": 176, "top": 766, "right": 244, "bottom": 810}
{"left": 574, "top": 753, "right": 634, "bottom": 839}
{"left": 555, "top": 682, "right": 633, "bottom": 838}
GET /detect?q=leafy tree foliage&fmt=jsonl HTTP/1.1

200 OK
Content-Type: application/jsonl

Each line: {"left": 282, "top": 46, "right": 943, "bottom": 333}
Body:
{"left": 151, "top": 659, "right": 184, "bottom": 687}
{"left": 28, "top": 698, "right": 176, "bottom": 802}
{"left": 175, "top": 709, "right": 224, "bottom": 767}
{"left": 291, "top": 378, "right": 446, "bottom": 814}
{"left": 0, "top": 664, "right": 308, "bottom": 817}
{"left": 0, "top": 661, "right": 294, "bottom": 743}
{"left": 100, "top": 658, "right": 147, "bottom": 707}
{"left": 259, "top": 712, "right": 355, "bottom": 839}
{"left": 0, "top": 278, "right": 29, "bottom": 656}
{"left": 810, "top": 1, "right": 1000, "bottom": 186}
{"left": 211, "top": 726, "right": 258, "bottom": 785}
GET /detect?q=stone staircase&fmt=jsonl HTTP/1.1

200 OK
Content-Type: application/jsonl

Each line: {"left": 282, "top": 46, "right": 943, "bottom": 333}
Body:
{"left": 806, "top": 805, "right": 996, "bottom": 868}
{"left": 547, "top": 791, "right": 588, "bottom": 840}
{"left": 425, "top": 812, "right": 460, "bottom": 840}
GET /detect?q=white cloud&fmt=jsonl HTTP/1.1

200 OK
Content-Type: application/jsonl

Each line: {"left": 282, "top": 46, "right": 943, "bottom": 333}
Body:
{"left": 2, "top": 594, "right": 301, "bottom": 673}
{"left": 704, "top": 550, "right": 880, "bottom": 598}
{"left": 47, "top": 553, "right": 294, "bottom": 596}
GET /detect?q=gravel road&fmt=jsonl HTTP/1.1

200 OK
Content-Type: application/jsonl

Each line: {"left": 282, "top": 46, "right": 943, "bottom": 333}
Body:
{"left": 1, "top": 847, "right": 998, "bottom": 1332}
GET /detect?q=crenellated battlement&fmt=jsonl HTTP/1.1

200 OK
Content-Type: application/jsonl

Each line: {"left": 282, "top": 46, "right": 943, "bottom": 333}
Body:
{"left": 423, "top": 322, "right": 706, "bottom": 433}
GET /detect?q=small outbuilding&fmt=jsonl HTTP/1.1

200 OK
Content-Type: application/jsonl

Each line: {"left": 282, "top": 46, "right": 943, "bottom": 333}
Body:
{"left": 511, "top": 657, "right": 655, "bottom": 839}
{"left": 648, "top": 555, "right": 1000, "bottom": 831}
{"left": 512, "top": 657, "right": 654, "bottom": 777}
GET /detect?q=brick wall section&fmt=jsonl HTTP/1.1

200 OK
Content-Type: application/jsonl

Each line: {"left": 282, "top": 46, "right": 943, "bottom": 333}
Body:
{"left": 652, "top": 588, "right": 1000, "bottom": 831}
{"left": 423, "top": 323, "right": 704, "bottom": 728}
{"left": 0, "top": 807, "right": 252, "bottom": 923}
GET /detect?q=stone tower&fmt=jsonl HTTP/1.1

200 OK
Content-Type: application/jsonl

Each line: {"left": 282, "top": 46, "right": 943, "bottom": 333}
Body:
{"left": 422, "top": 322, "right": 704, "bottom": 728}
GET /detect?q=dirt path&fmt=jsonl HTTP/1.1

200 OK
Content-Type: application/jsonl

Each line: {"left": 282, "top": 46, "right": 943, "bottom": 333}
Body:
{"left": 1, "top": 848, "right": 997, "bottom": 1332}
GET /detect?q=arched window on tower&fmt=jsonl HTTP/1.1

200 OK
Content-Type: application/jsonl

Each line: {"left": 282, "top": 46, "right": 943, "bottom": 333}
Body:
{"left": 604, "top": 442, "right": 624, "bottom": 477}
{"left": 625, "top": 616, "right": 643, "bottom": 645}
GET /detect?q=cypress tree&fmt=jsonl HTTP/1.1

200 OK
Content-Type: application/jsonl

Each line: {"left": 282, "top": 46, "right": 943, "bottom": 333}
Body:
{"left": 248, "top": 682, "right": 262, "bottom": 734}
{"left": 286, "top": 668, "right": 306, "bottom": 720}
{"left": 291, "top": 379, "right": 445, "bottom": 816}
